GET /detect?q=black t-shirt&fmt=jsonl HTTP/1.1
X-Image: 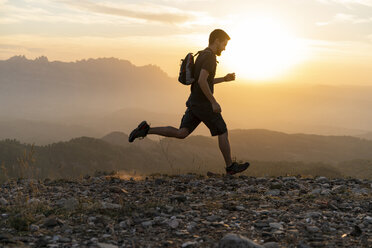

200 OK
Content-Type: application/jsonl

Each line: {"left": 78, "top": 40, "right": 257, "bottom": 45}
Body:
{"left": 186, "top": 47, "right": 217, "bottom": 108}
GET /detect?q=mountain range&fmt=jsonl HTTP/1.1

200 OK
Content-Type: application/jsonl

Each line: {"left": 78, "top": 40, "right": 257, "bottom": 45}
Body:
{"left": 1, "top": 55, "right": 372, "bottom": 145}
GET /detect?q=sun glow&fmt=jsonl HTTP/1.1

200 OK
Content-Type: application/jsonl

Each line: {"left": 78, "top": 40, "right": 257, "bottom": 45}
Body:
{"left": 223, "top": 16, "right": 307, "bottom": 81}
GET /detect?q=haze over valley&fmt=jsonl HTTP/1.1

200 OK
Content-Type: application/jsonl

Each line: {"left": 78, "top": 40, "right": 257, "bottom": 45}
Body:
{"left": 1, "top": 56, "right": 372, "bottom": 145}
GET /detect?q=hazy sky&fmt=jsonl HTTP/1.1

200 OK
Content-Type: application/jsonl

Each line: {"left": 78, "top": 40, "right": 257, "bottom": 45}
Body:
{"left": 1, "top": 0, "right": 372, "bottom": 83}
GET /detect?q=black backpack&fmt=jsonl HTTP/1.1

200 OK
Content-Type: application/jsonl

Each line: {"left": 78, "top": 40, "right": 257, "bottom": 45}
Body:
{"left": 178, "top": 51, "right": 200, "bottom": 85}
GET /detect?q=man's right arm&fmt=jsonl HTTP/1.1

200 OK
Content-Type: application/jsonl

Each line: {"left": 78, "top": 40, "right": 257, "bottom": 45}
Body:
{"left": 198, "top": 69, "right": 221, "bottom": 113}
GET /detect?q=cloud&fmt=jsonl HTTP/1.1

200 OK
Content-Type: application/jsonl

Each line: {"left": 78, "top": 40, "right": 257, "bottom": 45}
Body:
{"left": 317, "top": 0, "right": 372, "bottom": 7}
{"left": 316, "top": 13, "right": 372, "bottom": 25}
{"left": 0, "top": 0, "right": 212, "bottom": 26}
{"left": 58, "top": 0, "right": 196, "bottom": 24}
{"left": 0, "top": 0, "right": 211, "bottom": 26}
{"left": 0, "top": 43, "right": 45, "bottom": 53}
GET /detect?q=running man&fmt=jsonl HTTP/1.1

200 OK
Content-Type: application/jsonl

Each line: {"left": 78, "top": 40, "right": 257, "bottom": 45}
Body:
{"left": 128, "top": 29, "right": 250, "bottom": 175}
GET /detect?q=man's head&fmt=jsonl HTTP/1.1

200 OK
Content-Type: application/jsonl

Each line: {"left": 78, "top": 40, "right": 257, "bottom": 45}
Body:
{"left": 209, "top": 29, "right": 230, "bottom": 56}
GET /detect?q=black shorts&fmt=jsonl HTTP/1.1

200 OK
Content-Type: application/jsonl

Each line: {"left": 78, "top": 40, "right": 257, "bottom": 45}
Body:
{"left": 179, "top": 106, "right": 227, "bottom": 136}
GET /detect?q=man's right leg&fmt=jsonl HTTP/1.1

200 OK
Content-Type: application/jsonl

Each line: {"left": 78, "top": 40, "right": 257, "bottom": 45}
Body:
{"left": 148, "top": 127, "right": 189, "bottom": 139}
{"left": 129, "top": 108, "right": 200, "bottom": 142}
{"left": 147, "top": 107, "right": 199, "bottom": 139}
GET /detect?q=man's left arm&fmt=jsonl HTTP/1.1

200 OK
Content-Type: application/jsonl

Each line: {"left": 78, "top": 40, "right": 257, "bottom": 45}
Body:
{"left": 213, "top": 73, "right": 236, "bottom": 84}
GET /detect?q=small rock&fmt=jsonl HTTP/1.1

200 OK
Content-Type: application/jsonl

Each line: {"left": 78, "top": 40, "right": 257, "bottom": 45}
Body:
{"left": 282, "top": 176, "right": 297, "bottom": 181}
{"left": 187, "top": 222, "right": 197, "bottom": 232}
{"left": 27, "top": 198, "right": 41, "bottom": 204}
{"left": 306, "top": 225, "right": 320, "bottom": 233}
{"left": 218, "top": 233, "right": 264, "bottom": 248}
{"left": 269, "top": 223, "right": 283, "bottom": 230}
{"left": 87, "top": 216, "right": 96, "bottom": 223}
{"left": 297, "top": 241, "right": 311, "bottom": 248}
{"left": 46, "top": 244, "right": 58, "bottom": 248}
{"left": 269, "top": 182, "right": 282, "bottom": 189}
{"left": 170, "top": 195, "right": 187, "bottom": 203}
{"left": 97, "top": 243, "right": 119, "bottom": 248}
{"left": 352, "top": 188, "right": 369, "bottom": 195}
{"left": 155, "top": 178, "right": 166, "bottom": 185}
{"left": 44, "top": 216, "right": 63, "bottom": 228}
{"left": 254, "top": 222, "right": 269, "bottom": 228}
{"left": 30, "top": 224, "right": 39, "bottom": 232}
{"left": 182, "top": 241, "right": 198, "bottom": 247}
{"left": 52, "top": 235, "right": 60, "bottom": 241}
{"left": 119, "top": 221, "right": 127, "bottom": 228}
{"left": 320, "top": 189, "right": 331, "bottom": 195}
{"left": 315, "top": 176, "right": 328, "bottom": 183}
{"left": 364, "top": 216, "right": 372, "bottom": 224}
{"left": 141, "top": 220, "right": 153, "bottom": 228}
{"left": 64, "top": 197, "right": 79, "bottom": 210}
{"left": 109, "top": 186, "right": 128, "bottom": 194}
{"left": 168, "top": 219, "right": 180, "bottom": 229}
{"left": 0, "top": 197, "right": 8, "bottom": 206}
{"left": 206, "top": 215, "right": 220, "bottom": 222}
{"left": 60, "top": 237, "right": 71, "bottom": 243}
{"left": 306, "top": 212, "right": 322, "bottom": 219}
{"left": 331, "top": 185, "right": 346, "bottom": 193}
{"left": 263, "top": 242, "right": 279, "bottom": 248}
{"left": 55, "top": 198, "right": 66, "bottom": 207}
{"left": 311, "top": 188, "right": 321, "bottom": 195}
{"left": 265, "top": 190, "right": 280, "bottom": 196}
{"left": 236, "top": 205, "right": 245, "bottom": 211}
{"left": 100, "top": 202, "right": 121, "bottom": 209}
{"left": 90, "top": 237, "right": 98, "bottom": 243}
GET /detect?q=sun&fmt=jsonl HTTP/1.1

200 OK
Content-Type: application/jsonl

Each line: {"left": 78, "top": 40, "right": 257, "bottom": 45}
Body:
{"left": 223, "top": 16, "right": 307, "bottom": 81}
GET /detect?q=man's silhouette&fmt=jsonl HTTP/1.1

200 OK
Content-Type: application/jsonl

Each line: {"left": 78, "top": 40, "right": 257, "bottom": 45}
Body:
{"left": 129, "top": 29, "right": 250, "bottom": 175}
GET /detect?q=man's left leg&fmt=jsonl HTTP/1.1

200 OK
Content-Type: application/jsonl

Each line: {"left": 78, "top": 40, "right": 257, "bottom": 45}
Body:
{"left": 200, "top": 111, "right": 250, "bottom": 174}
{"left": 218, "top": 130, "right": 250, "bottom": 174}
{"left": 218, "top": 131, "right": 233, "bottom": 167}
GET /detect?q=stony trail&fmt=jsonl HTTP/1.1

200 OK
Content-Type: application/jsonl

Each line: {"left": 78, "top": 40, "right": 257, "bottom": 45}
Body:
{"left": 0, "top": 174, "right": 371, "bottom": 247}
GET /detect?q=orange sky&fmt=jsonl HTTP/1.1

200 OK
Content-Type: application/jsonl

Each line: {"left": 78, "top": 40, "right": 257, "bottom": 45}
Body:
{"left": 1, "top": 0, "right": 372, "bottom": 84}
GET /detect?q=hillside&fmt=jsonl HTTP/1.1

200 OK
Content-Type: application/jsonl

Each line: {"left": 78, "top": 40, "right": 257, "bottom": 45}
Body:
{"left": 0, "top": 119, "right": 100, "bottom": 145}
{"left": 1, "top": 130, "right": 372, "bottom": 181}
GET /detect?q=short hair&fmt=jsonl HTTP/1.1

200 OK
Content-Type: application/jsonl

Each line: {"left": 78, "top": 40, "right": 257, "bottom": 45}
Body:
{"left": 209, "top": 29, "right": 230, "bottom": 45}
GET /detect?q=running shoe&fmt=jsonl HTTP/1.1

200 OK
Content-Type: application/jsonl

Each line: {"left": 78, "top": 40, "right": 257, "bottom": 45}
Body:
{"left": 128, "top": 121, "right": 150, "bottom": 143}
{"left": 226, "top": 161, "right": 250, "bottom": 175}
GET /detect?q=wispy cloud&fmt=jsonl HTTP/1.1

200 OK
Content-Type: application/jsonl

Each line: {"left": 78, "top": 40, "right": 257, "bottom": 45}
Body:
{"left": 317, "top": 0, "right": 372, "bottom": 7}
{"left": 316, "top": 13, "right": 372, "bottom": 25}
{"left": 0, "top": 43, "right": 45, "bottom": 53}
{"left": 58, "top": 0, "right": 198, "bottom": 24}
{"left": 0, "top": 0, "right": 213, "bottom": 27}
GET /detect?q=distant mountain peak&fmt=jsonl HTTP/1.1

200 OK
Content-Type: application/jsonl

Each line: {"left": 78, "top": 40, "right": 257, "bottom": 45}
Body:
{"left": 7, "top": 55, "right": 28, "bottom": 62}
{"left": 2, "top": 55, "right": 169, "bottom": 78}
{"left": 35, "top": 56, "right": 49, "bottom": 63}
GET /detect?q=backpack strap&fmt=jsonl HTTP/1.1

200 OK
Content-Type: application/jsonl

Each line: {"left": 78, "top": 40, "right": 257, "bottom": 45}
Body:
{"left": 197, "top": 48, "right": 219, "bottom": 63}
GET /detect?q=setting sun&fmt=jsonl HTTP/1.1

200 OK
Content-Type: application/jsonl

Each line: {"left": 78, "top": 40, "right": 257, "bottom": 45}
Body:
{"left": 224, "top": 16, "right": 307, "bottom": 81}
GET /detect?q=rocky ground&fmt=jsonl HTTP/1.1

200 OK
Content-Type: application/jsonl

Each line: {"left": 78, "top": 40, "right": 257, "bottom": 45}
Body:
{"left": 0, "top": 174, "right": 371, "bottom": 247}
